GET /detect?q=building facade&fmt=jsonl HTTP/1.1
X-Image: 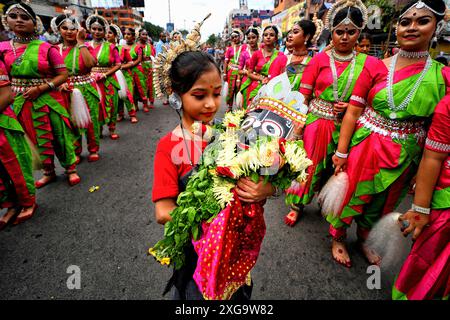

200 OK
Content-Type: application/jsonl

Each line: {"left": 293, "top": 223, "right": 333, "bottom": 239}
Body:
{"left": 96, "top": 6, "right": 144, "bottom": 29}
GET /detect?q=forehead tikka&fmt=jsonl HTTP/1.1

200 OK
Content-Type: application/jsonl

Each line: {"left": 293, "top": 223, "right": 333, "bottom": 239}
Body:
{"left": 400, "top": 0, "right": 446, "bottom": 19}
{"left": 6, "top": 4, "right": 36, "bottom": 22}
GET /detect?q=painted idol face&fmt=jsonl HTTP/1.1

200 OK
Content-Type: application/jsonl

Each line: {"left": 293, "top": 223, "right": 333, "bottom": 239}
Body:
{"left": 237, "top": 109, "right": 295, "bottom": 150}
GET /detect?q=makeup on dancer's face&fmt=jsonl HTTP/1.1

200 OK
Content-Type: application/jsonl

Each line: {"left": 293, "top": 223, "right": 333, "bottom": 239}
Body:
{"left": 263, "top": 29, "right": 277, "bottom": 46}
{"left": 92, "top": 25, "right": 105, "bottom": 39}
{"left": 397, "top": 8, "right": 436, "bottom": 49}
{"left": 7, "top": 8, "right": 35, "bottom": 34}
{"left": 247, "top": 32, "right": 258, "bottom": 46}
{"left": 60, "top": 22, "right": 78, "bottom": 41}
{"left": 106, "top": 30, "right": 116, "bottom": 42}
{"left": 333, "top": 25, "right": 359, "bottom": 51}
{"left": 291, "top": 25, "right": 306, "bottom": 47}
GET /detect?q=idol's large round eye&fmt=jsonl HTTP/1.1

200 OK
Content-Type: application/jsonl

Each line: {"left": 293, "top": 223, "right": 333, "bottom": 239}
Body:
{"left": 241, "top": 117, "right": 255, "bottom": 131}
{"left": 262, "top": 120, "right": 283, "bottom": 137}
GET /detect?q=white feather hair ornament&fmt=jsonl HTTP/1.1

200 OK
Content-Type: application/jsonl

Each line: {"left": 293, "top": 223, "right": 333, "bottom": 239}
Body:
{"left": 70, "top": 88, "right": 92, "bottom": 129}
{"left": 317, "top": 172, "right": 350, "bottom": 218}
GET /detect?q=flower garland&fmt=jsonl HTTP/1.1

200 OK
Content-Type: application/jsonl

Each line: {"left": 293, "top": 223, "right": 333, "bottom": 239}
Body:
{"left": 149, "top": 110, "right": 312, "bottom": 269}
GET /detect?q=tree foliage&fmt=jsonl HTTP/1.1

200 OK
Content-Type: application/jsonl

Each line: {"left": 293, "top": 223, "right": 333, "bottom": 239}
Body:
{"left": 143, "top": 21, "right": 164, "bottom": 41}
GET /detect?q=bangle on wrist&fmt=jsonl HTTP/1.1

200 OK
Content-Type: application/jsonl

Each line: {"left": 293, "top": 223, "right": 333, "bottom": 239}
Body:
{"left": 78, "top": 44, "right": 87, "bottom": 49}
{"left": 47, "top": 81, "right": 56, "bottom": 90}
{"left": 335, "top": 151, "right": 348, "bottom": 159}
{"left": 411, "top": 204, "right": 431, "bottom": 215}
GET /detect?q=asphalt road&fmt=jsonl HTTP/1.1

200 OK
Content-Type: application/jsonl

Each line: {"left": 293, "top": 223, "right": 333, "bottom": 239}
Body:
{"left": 0, "top": 100, "right": 411, "bottom": 300}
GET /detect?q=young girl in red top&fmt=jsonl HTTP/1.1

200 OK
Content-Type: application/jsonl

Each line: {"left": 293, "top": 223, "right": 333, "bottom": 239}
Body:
{"left": 152, "top": 50, "right": 275, "bottom": 300}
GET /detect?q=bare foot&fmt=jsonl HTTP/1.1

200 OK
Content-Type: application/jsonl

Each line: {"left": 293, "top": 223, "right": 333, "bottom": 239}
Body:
{"left": 0, "top": 208, "right": 18, "bottom": 230}
{"left": 35, "top": 174, "right": 57, "bottom": 189}
{"left": 332, "top": 240, "right": 352, "bottom": 268}
{"left": 284, "top": 210, "right": 300, "bottom": 227}
{"left": 359, "top": 242, "right": 382, "bottom": 266}
{"left": 13, "top": 204, "right": 37, "bottom": 226}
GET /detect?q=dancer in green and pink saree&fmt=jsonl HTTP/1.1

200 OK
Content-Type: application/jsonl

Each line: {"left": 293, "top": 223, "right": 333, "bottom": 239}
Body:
{"left": 239, "top": 25, "right": 287, "bottom": 110}
{"left": 87, "top": 14, "right": 122, "bottom": 141}
{"left": 223, "top": 29, "right": 245, "bottom": 110}
{"left": 284, "top": 1, "right": 371, "bottom": 229}
{"left": 117, "top": 27, "right": 138, "bottom": 124}
{"left": 393, "top": 94, "right": 450, "bottom": 300}
{"left": 329, "top": 0, "right": 449, "bottom": 268}
{"left": 54, "top": 13, "right": 101, "bottom": 163}
{"left": 0, "top": 2, "right": 80, "bottom": 189}
{"left": 0, "top": 58, "right": 36, "bottom": 228}
{"left": 137, "top": 29, "right": 155, "bottom": 112}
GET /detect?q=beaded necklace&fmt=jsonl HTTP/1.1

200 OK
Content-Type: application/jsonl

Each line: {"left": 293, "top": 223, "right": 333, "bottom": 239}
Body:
{"left": 329, "top": 50, "right": 356, "bottom": 102}
{"left": 386, "top": 53, "right": 432, "bottom": 119}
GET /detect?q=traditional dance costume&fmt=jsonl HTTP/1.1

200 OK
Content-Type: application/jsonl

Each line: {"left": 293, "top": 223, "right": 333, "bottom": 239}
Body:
{"left": 239, "top": 49, "right": 287, "bottom": 109}
{"left": 285, "top": 52, "right": 372, "bottom": 209}
{"left": 0, "top": 60, "right": 35, "bottom": 210}
{"left": 224, "top": 43, "right": 246, "bottom": 107}
{"left": 130, "top": 44, "right": 148, "bottom": 108}
{"left": 60, "top": 44, "right": 101, "bottom": 157}
{"left": 0, "top": 40, "right": 78, "bottom": 177}
{"left": 327, "top": 56, "right": 450, "bottom": 242}
{"left": 91, "top": 40, "right": 121, "bottom": 134}
{"left": 141, "top": 42, "right": 155, "bottom": 107}
{"left": 393, "top": 95, "right": 450, "bottom": 300}
{"left": 118, "top": 45, "right": 137, "bottom": 119}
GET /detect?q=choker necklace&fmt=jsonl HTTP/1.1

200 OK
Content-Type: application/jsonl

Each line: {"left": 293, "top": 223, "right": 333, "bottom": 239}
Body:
{"left": 293, "top": 50, "right": 308, "bottom": 57}
{"left": 331, "top": 49, "right": 355, "bottom": 62}
{"left": 13, "top": 34, "right": 38, "bottom": 44}
{"left": 398, "top": 49, "right": 429, "bottom": 59}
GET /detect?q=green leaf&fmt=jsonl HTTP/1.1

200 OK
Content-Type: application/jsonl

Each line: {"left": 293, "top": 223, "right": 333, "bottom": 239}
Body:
{"left": 250, "top": 172, "right": 260, "bottom": 183}
{"left": 192, "top": 225, "right": 199, "bottom": 240}
{"left": 187, "top": 208, "right": 196, "bottom": 223}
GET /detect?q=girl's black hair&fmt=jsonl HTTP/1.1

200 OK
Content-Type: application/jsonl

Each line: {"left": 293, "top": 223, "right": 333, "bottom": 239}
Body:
{"left": 264, "top": 25, "right": 279, "bottom": 39}
{"left": 125, "top": 27, "right": 136, "bottom": 36}
{"left": 401, "top": 0, "right": 446, "bottom": 22}
{"left": 5, "top": 1, "right": 37, "bottom": 24}
{"left": 170, "top": 51, "right": 220, "bottom": 95}
{"left": 359, "top": 32, "right": 373, "bottom": 42}
{"left": 246, "top": 27, "right": 260, "bottom": 38}
{"left": 55, "top": 14, "right": 78, "bottom": 30}
{"left": 294, "top": 20, "right": 317, "bottom": 48}
{"left": 90, "top": 17, "right": 107, "bottom": 29}
{"left": 109, "top": 27, "right": 118, "bottom": 36}
{"left": 333, "top": 7, "right": 364, "bottom": 29}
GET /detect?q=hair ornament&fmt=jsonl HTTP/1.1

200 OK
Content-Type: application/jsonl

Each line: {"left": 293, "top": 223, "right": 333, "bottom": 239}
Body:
{"left": 153, "top": 13, "right": 211, "bottom": 98}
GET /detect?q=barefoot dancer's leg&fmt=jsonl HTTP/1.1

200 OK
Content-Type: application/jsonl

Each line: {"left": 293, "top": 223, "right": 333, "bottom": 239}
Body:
{"left": 284, "top": 204, "right": 304, "bottom": 227}
{"left": 329, "top": 225, "right": 352, "bottom": 268}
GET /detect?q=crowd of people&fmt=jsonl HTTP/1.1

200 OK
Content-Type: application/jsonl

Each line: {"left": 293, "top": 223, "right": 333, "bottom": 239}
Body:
{"left": 0, "top": 2, "right": 160, "bottom": 228}
{"left": 0, "top": 0, "right": 449, "bottom": 301}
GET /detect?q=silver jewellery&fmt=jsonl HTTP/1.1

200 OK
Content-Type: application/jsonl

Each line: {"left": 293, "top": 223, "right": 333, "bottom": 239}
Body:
{"left": 398, "top": 49, "right": 429, "bottom": 59}
{"left": 330, "top": 49, "right": 356, "bottom": 102}
{"left": 12, "top": 34, "right": 38, "bottom": 43}
{"left": 335, "top": 151, "right": 349, "bottom": 159}
{"left": 411, "top": 203, "right": 431, "bottom": 215}
{"left": 400, "top": 0, "right": 446, "bottom": 19}
{"left": 47, "top": 81, "right": 56, "bottom": 90}
{"left": 386, "top": 53, "right": 432, "bottom": 119}
{"left": 331, "top": 48, "right": 354, "bottom": 62}
{"left": 325, "top": 0, "right": 368, "bottom": 31}
{"left": 169, "top": 92, "right": 183, "bottom": 110}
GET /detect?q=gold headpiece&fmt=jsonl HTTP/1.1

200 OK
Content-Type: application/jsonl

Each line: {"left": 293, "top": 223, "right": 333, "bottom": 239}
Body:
{"left": 86, "top": 10, "right": 109, "bottom": 33}
{"left": 153, "top": 13, "right": 211, "bottom": 98}
{"left": 325, "top": 0, "right": 368, "bottom": 31}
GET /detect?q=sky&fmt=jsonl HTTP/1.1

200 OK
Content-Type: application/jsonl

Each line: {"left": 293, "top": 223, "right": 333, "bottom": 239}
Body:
{"left": 143, "top": 0, "right": 274, "bottom": 39}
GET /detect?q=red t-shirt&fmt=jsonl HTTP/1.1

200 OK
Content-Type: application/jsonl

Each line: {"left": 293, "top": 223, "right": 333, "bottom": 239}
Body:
{"left": 152, "top": 131, "right": 207, "bottom": 203}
